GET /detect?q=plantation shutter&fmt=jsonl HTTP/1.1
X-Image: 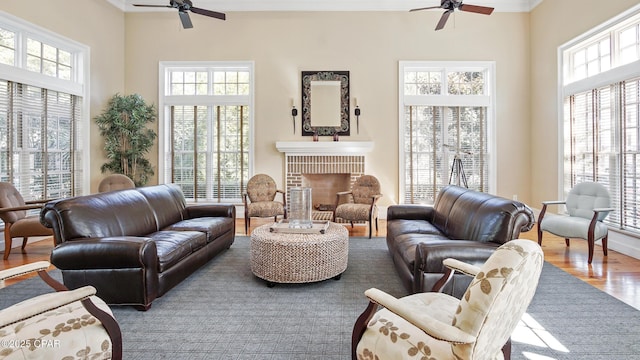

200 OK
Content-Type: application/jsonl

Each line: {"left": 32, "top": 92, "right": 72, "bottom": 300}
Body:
{"left": 0, "top": 80, "right": 80, "bottom": 201}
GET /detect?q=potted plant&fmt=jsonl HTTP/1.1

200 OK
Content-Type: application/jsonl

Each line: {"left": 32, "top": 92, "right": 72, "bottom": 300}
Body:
{"left": 95, "top": 93, "right": 157, "bottom": 187}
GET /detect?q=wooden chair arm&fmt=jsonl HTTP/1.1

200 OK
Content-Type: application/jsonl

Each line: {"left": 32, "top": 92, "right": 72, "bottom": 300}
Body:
{"left": 0, "top": 203, "right": 46, "bottom": 214}
{"left": 593, "top": 207, "right": 615, "bottom": 213}
{"left": 541, "top": 200, "right": 566, "bottom": 205}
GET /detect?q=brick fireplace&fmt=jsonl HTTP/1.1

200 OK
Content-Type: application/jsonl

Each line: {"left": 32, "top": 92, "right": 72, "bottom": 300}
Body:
{"left": 276, "top": 141, "right": 374, "bottom": 219}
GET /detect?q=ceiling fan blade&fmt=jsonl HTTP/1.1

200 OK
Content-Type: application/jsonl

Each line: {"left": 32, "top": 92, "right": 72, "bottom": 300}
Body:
{"left": 409, "top": 5, "right": 443, "bottom": 12}
{"left": 178, "top": 11, "right": 193, "bottom": 28}
{"left": 133, "top": 4, "right": 172, "bottom": 8}
{"left": 190, "top": 7, "right": 226, "bottom": 21}
{"left": 435, "top": 10, "right": 452, "bottom": 30}
{"left": 458, "top": 4, "right": 494, "bottom": 15}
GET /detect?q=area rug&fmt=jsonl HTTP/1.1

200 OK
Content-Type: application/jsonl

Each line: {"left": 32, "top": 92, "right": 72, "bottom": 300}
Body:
{"left": 1, "top": 237, "right": 639, "bottom": 359}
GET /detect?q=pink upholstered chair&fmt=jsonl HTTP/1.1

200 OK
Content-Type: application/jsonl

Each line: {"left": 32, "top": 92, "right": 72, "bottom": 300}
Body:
{"left": 243, "top": 174, "right": 286, "bottom": 234}
{"left": 333, "top": 175, "right": 382, "bottom": 238}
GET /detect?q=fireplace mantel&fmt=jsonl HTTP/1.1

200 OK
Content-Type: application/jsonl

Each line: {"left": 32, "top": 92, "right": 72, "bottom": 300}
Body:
{"left": 275, "top": 141, "right": 374, "bottom": 155}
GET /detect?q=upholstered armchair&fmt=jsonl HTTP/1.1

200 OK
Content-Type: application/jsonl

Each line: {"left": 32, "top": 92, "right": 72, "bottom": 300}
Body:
{"left": 333, "top": 175, "right": 382, "bottom": 238}
{"left": 538, "top": 181, "right": 614, "bottom": 264}
{"left": 0, "top": 261, "right": 122, "bottom": 359}
{"left": 243, "top": 174, "right": 286, "bottom": 234}
{"left": 0, "top": 182, "right": 54, "bottom": 260}
{"left": 352, "top": 239, "right": 544, "bottom": 360}
{"left": 98, "top": 173, "right": 135, "bottom": 192}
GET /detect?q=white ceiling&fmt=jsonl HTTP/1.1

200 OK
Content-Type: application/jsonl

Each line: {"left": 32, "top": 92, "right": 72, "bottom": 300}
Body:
{"left": 108, "top": 0, "right": 543, "bottom": 13}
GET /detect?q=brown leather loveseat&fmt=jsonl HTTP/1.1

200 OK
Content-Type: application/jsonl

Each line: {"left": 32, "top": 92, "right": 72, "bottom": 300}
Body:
{"left": 40, "top": 184, "right": 235, "bottom": 310}
{"left": 386, "top": 185, "right": 535, "bottom": 298}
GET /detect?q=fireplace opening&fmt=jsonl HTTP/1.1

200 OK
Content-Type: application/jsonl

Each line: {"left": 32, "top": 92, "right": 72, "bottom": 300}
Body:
{"left": 302, "top": 173, "right": 351, "bottom": 219}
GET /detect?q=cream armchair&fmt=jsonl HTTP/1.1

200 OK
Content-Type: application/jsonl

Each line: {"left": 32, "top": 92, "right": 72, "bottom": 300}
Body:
{"left": 538, "top": 181, "right": 613, "bottom": 264}
{"left": 352, "top": 239, "right": 543, "bottom": 360}
{"left": 0, "top": 261, "right": 122, "bottom": 360}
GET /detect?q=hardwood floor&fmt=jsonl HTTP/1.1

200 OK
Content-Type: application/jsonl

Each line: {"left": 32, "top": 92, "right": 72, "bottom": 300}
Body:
{"left": 2, "top": 218, "right": 639, "bottom": 310}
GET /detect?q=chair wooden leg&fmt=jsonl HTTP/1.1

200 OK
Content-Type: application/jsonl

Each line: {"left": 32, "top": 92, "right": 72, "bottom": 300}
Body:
{"left": 368, "top": 221, "right": 372, "bottom": 239}
{"left": 537, "top": 227, "right": 543, "bottom": 245}
{"left": 245, "top": 217, "right": 250, "bottom": 235}
{"left": 3, "top": 226, "right": 12, "bottom": 260}
{"left": 565, "top": 238, "right": 570, "bottom": 247}
{"left": 351, "top": 301, "right": 378, "bottom": 360}
{"left": 502, "top": 337, "right": 512, "bottom": 360}
{"left": 587, "top": 235, "right": 595, "bottom": 264}
{"left": 602, "top": 235, "right": 608, "bottom": 256}
{"left": 21, "top": 237, "right": 29, "bottom": 251}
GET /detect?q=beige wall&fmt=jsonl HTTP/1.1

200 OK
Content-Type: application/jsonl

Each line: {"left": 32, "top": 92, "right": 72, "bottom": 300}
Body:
{"left": 0, "top": 0, "right": 126, "bottom": 192}
{"left": 125, "top": 10, "right": 531, "bottom": 206}
{"left": 529, "top": 0, "right": 640, "bottom": 207}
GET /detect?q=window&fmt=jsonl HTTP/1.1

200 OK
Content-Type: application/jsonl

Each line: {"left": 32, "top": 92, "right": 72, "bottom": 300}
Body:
{"left": 561, "top": 5, "right": 640, "bottom": 233}
{"left": 399, "top": 61, "right": 495, "bottom": 204}
{"left": 160, "top": 62, "right": 253, "bottom": 203}
{"left": 0, "top": 12, "right": 87, "bottom": 200}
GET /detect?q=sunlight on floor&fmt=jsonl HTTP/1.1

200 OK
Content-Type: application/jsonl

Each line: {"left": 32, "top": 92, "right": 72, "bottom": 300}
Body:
{"left": 512, "top": 312, "right": 569, "bottom": 359}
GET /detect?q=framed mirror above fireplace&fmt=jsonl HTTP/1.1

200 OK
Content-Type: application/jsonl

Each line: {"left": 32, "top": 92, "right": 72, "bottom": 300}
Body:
{"left": 301, "top": 71, "right": 350, "bottom": 136}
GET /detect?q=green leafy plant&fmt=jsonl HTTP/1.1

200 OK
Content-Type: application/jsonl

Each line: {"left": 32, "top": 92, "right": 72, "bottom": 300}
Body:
{"left": 95, "top": 93, "right": 157, "bottom": 187}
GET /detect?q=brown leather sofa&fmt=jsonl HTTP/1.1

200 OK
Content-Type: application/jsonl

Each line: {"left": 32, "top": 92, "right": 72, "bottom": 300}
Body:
{"left": 386, "top": 185, "right": 535, "bottom": 298}
{"left": 40, "top": 184, "right": 235, "bottom": 310}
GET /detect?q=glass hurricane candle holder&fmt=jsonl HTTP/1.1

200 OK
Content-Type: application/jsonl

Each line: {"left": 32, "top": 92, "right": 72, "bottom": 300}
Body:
{"left": 289, "top": 187, "right": 313, "bottom": 229}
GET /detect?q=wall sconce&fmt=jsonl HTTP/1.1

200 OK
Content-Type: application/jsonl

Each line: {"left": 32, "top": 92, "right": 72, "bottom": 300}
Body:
{"left": 354, "top": 98, "right": 361, "bottom": 134}
{"left": 291, "top": 100, "right": 298, "bottom": 134}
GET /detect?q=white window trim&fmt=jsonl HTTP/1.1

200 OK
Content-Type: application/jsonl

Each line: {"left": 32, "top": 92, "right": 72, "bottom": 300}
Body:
{"left": 398, "top": 60, "right": 497, "bottom": 203}
{"left": 557, "top": 3, "right": 640, "bottom": 198}
{"left": 0, "top": 10, "right": 90, "bottom": 194}
{"left": 157, "top": 60, "right": 255, "bottom": 190}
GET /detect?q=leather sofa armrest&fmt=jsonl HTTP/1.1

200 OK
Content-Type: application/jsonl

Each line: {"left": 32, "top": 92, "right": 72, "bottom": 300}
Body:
{"left": 387, "top": 205, "right": 434, "bottom": 221}
{"left": 415, "top": 241, "right": 499, "bottom": 273}
{"left": 50, "top": 237, "right": 158, "bottom": 270}
{"left": 183, "top": 204, "right": 236, "bottom": 219}
{"left": 413, "top": 241, "right": 499, "bottom": 293}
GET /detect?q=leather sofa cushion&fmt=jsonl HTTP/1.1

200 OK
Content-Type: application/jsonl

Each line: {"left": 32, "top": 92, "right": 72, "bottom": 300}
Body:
{"left": 393, "top": 233, "right": 451, "bottom": 271}
{"left": 432, "top": 189, "right": 523, "bottom": 245}
{"left": 165, "top": 217, "right": 234, "bottom": 243}
{"left": 150, "top": 231, "right": 207, "bottom": 272}
{"left": 386, "top": 219, "right": 442, "bottom": 253}
{"left": 136, "top": 184, "right": 186, "bottom": 228}
{"left": 48, "top": 190, "right": 159, "bottom": 240}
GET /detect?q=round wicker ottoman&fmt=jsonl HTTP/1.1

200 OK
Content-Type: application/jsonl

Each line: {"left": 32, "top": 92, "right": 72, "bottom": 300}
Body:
{"left": 250, "top": 222, "right": 349, "bottom": 286}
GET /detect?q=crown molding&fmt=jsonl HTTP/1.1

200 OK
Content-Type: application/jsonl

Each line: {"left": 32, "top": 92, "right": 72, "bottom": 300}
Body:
{"left": 115, "top": 0, "right": 543, "bottom": 13}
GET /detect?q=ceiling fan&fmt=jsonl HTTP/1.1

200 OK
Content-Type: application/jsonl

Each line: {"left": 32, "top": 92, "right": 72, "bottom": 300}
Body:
{"left": 133, "top": 0, "right": 226, "bottom": 29}
{"left": 410, "top": 0, "right": 494, "bottom": 31}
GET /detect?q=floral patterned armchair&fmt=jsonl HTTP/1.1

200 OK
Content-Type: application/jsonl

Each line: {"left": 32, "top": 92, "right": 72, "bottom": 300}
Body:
{"left": 333, "top": 175, "right": 382, "bottom": 238}
{"left": 0, "top": 261, "right": 122, "bottom": 359}
{"left": 352, "top": 239, "right": 543, "bottom": 360}
{"left": 243, "top": 174, "right": 286, "bottom": 234}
